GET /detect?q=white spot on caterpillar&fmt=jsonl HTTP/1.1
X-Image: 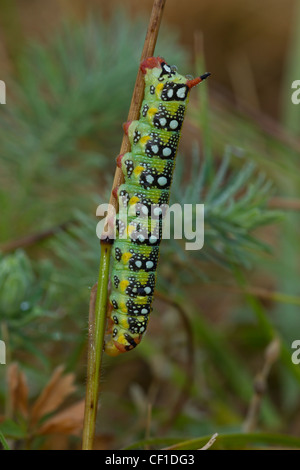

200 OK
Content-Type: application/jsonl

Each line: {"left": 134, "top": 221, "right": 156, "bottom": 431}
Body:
{"left": 141, "top": 308, "right": 148, "bottom": 314}
{"left": 151, "top": 145, "right": 159, "bottom": 154}
{"left": 157, "top": 176, "right": 168, "bottom": 186}
{"left": 170, "top": 120, "right": 179, "bottom": 129}
{"left": 144, "top": 287, "right": 151, "bottom": 294}
{"left": 177, "top": 87, "right": 186, "bottom": 99}
{"left": 146, "top": 261, "right": 154, "bottom": 269}
{"left": 146, "top": 175, "right": 154, "bottom": 184}
{"left": 135, "top": 261, "right": 142, "bottom": 268}
{"left": 167, "top": 89, "right": 174, "bottom": 98}
{"left": 149, "top": 235, "right": 157, "bottom": 244}
{"left": 159, "top": 118, "right": 167, "bottom": 126}
{"left": 163, "top": 147, "right": 172, "bottom": 157}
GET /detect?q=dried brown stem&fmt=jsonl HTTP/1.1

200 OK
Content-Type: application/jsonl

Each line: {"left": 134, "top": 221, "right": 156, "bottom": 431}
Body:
{"left": 243, "top": 338, "right": 281, "bottom": 432}
{"left": 0, "top": 221, "right": 75, "bottom": 253}
{"left": 212, "top": 86, "right": 300, "bottom": 154}
{"left": 202, "top": 282, "right": 300, "bottom": 307}
{"left": 268, "top": 197, "right": 300, "bottom": 211}
{"left": 199, "top": 433, "right": 218, "bottom": 450}
{"left": 106, "top": 0, "right": 167, "bottom": 218}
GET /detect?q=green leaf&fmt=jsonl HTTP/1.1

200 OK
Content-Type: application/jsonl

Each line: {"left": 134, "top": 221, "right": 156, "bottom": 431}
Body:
{"left": 0, "top": 419, "right": 27, "bottom": 440}
{"left": 0, "top": 429, "right": 10, "bottom": 450}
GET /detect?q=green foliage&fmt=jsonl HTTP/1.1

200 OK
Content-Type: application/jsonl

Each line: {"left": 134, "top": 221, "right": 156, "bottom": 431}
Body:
{"left": 0, "top": 428, "right": 10, "bottom": 450}
{"left": 0, "top": 13, "right": 187, "bottom": 242}
{"left": 0, "top": 250, "right": 58, "bottom": 362}
{"left": 0, "top": 419, "right": 26, "bottom": 443}
{"left": 0, "top": 9, "right": 299, "bottom": 451}
{"left": 167, "top": 145, "right": 282, "bottom": 273}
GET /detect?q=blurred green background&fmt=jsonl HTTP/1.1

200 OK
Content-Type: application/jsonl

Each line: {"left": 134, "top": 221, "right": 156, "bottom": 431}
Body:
{"left": 0, "top": 0, "right": 300, "bottom": 450}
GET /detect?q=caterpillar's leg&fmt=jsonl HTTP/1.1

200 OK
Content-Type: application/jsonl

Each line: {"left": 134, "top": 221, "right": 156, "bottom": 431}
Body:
{"left": 116, "top": 153, "right": 125, "bottom": 168}
{"left": 104, "top": 304, "right": 123, "bottom": 357}
{"left": 112, "top": 185, "right": 120, "bottom": 200}
{"left": 104, "top": 340, "right": 122, "bottom": 357}
{"left": 123, "top": 120, "right": 133, "bottom": 135}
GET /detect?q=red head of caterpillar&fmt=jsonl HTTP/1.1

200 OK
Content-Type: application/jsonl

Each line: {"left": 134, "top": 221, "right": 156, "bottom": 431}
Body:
{"left": 104, "top": 57, "right": 210, "bottom": 357}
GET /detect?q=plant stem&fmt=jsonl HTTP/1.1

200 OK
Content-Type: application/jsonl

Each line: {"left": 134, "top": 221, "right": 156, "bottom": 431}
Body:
{"left": 0, "top": 221, "right": 75, "bottom": 253}
{"left": 243, "top": 338, "right": 281, "bottom": 433}
{"left": 82, "top": 244, "right": 111, "bottom": 450}
{"left": 82, "top": 0, "right": 167, "bottom": 450}
{"left": 106, "top": 0, "right": 168, "bottom": 217}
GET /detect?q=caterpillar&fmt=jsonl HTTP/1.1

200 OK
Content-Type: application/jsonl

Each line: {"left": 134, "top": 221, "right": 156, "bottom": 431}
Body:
{"left": 104, "top": 56, "right": 210, "bottom": 356}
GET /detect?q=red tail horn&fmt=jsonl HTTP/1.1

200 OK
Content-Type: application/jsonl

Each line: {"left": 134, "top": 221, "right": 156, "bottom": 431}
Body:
{"left": 186, "top": 72, "right": 211, "bottom": 89}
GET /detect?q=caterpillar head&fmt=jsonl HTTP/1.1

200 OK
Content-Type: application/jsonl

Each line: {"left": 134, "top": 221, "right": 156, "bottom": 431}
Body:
{"left": 141, "top": 56, "right": 210, "bottom": 102}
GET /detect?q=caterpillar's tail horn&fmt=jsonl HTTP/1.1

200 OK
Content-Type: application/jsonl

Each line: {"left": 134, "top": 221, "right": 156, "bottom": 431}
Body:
{"left": 186, "top": 72, "right": 211, "bottom": 88}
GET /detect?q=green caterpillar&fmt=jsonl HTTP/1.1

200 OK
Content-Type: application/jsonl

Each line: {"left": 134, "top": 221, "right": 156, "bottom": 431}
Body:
{"left": 104, "top": 56, "right": 210, "bottom": 356}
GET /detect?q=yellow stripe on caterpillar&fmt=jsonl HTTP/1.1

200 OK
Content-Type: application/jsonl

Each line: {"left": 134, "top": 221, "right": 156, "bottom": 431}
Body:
{"left": 119, "top": 280, "right": 130, "bottom": 292}
{"left": 147, "top": 107, "right": 158, "bottom": 118}
{"left": 155, "top": 83, "right": 164, "bottom": 98}
{"left": 133, "top": 165, "right": 145, "bottom": 176}
{"left": 129, "top": 196, "right": 140, "bottom": 205}
{"left": 140, "top": 135, "right": 151, "bottom": 145}
{"left": 121, "top": 252, "right": 132, "bottom": 263}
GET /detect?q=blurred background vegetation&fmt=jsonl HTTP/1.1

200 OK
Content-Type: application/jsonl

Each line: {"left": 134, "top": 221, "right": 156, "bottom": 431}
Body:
{"left": 0, "top": 0, "right": 300, "bottom": 450}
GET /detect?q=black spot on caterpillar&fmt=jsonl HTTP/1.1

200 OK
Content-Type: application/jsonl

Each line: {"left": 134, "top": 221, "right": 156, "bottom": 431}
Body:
{"left": 104, "top": 57, "right": 210, "bottom": 356}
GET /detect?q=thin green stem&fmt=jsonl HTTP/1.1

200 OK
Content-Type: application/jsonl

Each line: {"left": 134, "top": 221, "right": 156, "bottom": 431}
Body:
{"left": 82, "top": 242, "right": 112, "bottom": 450}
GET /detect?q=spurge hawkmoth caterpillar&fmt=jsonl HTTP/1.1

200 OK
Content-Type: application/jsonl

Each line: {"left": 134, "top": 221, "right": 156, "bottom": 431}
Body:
{"left": 104, "top": 56, "right": 210, "bottom": 356}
